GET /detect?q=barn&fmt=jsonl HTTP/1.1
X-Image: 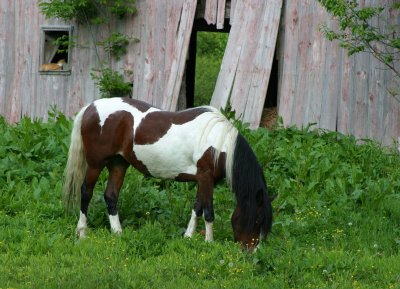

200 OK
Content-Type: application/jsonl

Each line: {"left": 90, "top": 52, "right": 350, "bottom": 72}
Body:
{"left": 0, "top": 0, "right": 399, "bottom": 145}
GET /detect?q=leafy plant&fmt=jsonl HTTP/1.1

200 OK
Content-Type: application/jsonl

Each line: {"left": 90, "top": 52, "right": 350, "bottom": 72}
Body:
{"left": 53, "top": 34, "right": 76, "bottom": 54}
{"left": 39, "top": 0, "right": 137, "bottom": 24}
{"left": 91, "top": 67, "right": 132, "bottom": 98}
{"left": 97, "top": 32, "right": 134, "bottom": 60}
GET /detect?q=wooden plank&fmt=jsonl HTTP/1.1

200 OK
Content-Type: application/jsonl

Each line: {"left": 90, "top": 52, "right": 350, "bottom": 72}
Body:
{"left": 240, "top": 0, "right": 283, "bottom": 128}
{"left": 163, "top": 0, "right": 197, "bottom": 111}
{"left": 216, "top": 0, "right": 226, "bottom": 29}
{"left": 8, "top": 0, "right": 23, "bottom": 122}
{"left": 337, "top": 55, "right": 352, "bottom": 135}
{"left": 229, "top": 0, "right": 236, "bottom": 25}
{"left": 229, "top": 0, "right": 260, "bottom": 118}
{"left": 278, "top": 0, "right": 300, "bottom": 126}
{"left": 290, "top": 0, "right": 313, "bottom": 127}
{"left": 0, "top": 0, "right": 11, "bottom": 119}
{"left": 132, "top": 0, "right": 146, "bottom": 105}
{"left": 210, "top": 0, "right": 245, "bottom": 108}
{"left": 204, "top": 0, "right": 217, "bottom": 25}
{"left": 212, "top": 0, "right": 283, "bottom": 130}
{"left": 164, "top": 0, "right": 181, "bottom": 94}
{"left": 353, "top": 49, "right": 370, "bottom": 139}
{"left": 152, "top": 0, "right": 168, "bottom": 108}
{"left": 319, "top": 13, "right": 342, "bottom": 131}
{"left": 310, "top": 4, "right": 325, "bottom": 126}
{"left": 141, "top": 0, "right": 157, "bottom": 104}
{"left": 303, "top": 3, "right": 322, "bottom": 126}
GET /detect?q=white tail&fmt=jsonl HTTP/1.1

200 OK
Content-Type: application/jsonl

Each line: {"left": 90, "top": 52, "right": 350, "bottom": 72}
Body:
{"left": 63, "top": 106, "right": 88, "bottom": 209}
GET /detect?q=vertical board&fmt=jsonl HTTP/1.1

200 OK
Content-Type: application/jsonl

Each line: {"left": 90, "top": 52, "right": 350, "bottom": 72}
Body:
{"left": 211, "top": 0, "right": 283, "bottom": 129}
{"left": 162, "top": 0, "right": 198, "bottom": 111}
{"left": 132, "top": 0, "right": 197, "bottom": 111}
{"left": 216, "top": 0, "right": 226, "bottom": 29}
{"left": 204, "top": 0, "right": 226, "bottom": 29}
{"left": 204, "top": 0, "right": 217, "bottom": 25}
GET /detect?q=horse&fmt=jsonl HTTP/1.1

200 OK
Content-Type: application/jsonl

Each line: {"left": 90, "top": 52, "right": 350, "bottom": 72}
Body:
{"left": 64, "top": 97, "right": 273, "bottom": 251}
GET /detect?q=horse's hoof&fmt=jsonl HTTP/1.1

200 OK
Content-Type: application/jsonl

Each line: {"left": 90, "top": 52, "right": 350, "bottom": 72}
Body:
{"left": 76, "top": 227, "right": 87, "bottom": 239}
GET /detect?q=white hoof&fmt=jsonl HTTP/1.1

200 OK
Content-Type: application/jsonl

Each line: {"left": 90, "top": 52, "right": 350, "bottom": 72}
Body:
{"left": 109, "top": 214, "right": 122, "bottom": 234}
{"left": 76, "top": 226, "right": 87, "bottom": 238}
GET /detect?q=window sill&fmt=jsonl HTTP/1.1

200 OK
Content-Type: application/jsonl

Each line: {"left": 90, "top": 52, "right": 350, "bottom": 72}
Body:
{"left": 39, "top": 70, "right": 71, "bottom": 76}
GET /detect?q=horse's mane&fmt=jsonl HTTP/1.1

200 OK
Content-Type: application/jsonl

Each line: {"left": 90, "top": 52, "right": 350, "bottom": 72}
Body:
{"left": 197, "top": 107, "right": 238, "bottom": 169}
{"left": 229, "top": 134, "right": 272, "bottom": 236}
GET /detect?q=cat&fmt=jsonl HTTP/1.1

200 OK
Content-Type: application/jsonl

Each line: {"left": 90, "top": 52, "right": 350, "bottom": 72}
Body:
{"left": 40, "top": 59, "right": 66, "bottom": 71}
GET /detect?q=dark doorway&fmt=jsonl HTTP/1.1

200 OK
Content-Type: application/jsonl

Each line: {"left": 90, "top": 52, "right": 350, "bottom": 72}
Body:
{"left": 186, "top": 18, "right": 231, "bottom": 108}
{"left": 265, "top": 55, "right": 278, "bottom": 108}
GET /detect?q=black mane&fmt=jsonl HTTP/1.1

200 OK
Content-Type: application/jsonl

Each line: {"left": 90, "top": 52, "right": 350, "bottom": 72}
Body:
{"left": 231, "top": 134, "right": 272, "bottom": 236}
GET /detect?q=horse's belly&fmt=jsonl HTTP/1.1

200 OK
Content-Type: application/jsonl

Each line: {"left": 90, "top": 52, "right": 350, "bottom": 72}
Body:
{"left": 133, "top": 143, "right": 197, "bottom": 179}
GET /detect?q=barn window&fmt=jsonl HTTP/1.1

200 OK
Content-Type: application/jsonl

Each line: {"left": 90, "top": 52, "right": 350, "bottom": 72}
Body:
{"left": 40, "top": 25, "right": 73, "bottom": 74}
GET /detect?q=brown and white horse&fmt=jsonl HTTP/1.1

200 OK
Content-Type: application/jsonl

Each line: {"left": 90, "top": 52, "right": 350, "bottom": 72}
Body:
{"left": 64, "top": 97, "right": 272, "bottom": 250}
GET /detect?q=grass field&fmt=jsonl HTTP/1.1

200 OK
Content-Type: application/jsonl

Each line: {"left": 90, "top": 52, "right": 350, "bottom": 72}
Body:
{"left": 0, "top": 112, "right": 399, "bottom": 289}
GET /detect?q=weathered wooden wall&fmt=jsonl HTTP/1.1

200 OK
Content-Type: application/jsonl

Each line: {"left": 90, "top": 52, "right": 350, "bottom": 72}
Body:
{"left": 0, "top": 0, "right": 100, "bottom": 121}
{"left": 1, "top": 0, "right": 399, "bottom": 146}
{"left": 0, "top": 0, "right": 196, "bottom": 121}
{"left": 278, "top": 0, "right": 400, "bottom": 145}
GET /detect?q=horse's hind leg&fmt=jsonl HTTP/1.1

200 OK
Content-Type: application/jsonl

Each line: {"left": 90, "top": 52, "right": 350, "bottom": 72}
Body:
{"left": 77, "top": 166, "right": 102, "bottom": 238}
{"left": 104, "top": 156, "right": 129, "bottom": 234}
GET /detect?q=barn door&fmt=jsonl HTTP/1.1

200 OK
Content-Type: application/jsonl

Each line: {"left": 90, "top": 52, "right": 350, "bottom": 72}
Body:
{"left": 210, "top": 0, "right": 283, "bottom": 128}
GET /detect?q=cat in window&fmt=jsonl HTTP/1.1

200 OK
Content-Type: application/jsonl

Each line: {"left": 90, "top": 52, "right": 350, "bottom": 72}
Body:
{"left": 40, "top": 59, "right": 66, "bottom": 71}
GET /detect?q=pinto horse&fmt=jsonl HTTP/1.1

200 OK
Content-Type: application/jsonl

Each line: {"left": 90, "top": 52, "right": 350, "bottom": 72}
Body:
{"left": 64, "top": 97, "right": 272, "bottom": 250}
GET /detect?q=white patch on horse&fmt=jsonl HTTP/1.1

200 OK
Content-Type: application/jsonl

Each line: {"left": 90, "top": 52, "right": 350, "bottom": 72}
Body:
{"left": 109, "top": 214, "right": 122, "bottom": 234}
{"left": 76, "top": 211, "right": 87, "bottom": 238}
{"left": 93, "top": 97, "right": 159, "bottom": 133}
{"left": 134, "top": 111, "right": 237, "bottom": 179}
{"left": 184, "top": 210, "right": 198, "bottom": 238}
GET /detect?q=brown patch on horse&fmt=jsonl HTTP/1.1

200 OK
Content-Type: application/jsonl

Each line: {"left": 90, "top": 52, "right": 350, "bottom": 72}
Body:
{"left": 134, "top": 108, "right": 210, "bottom": 145}
{"left": 175, "top": 147, "right": 226, "bottom": 182}
{"left": 196, "top": 148, "right": 226, "bottom": 180}
{"left": 81, "top": 106, "right": 150, "bottom": 175}
{"left": 122, "top": 98, "right": 153, "bottom": 113}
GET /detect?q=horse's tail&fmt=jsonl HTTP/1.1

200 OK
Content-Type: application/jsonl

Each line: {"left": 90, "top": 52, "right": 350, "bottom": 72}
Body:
{"left": 226, "top": 133, "right": 273, "bottom": 237}
{"left": 63, "top": 106, "right": 88, "bottom": 211}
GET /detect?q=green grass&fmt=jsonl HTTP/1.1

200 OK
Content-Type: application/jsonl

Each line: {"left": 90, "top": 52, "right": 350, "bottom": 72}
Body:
{"left": 1, "top": 113, "right": 400, "bottom": 289}
{"left": 194, "top": 32, "right": 228, "bottom": 106}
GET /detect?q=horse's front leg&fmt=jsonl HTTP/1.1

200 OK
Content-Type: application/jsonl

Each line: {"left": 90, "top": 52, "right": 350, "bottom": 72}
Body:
{"left": 185, "top": 173, "right": 214, "bottom": 242}
{"left": 104, "top": 157, "right": 129, "bottom": 234}
{"left": 184, "top": 209, "right": 199, "bottom": 238}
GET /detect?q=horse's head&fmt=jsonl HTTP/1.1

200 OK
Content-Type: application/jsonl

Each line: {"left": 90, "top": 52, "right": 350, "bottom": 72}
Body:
{"left": 231, "top": 190, "right": 272, "bottom": 252}
{"left": 231, "top": 207, "right": 260, "bottom": 251}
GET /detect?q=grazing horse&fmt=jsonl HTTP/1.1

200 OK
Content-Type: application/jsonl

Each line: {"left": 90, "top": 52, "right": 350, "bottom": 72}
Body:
{"left": 64, "top": 97, "right": 272, "bottom": 250}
